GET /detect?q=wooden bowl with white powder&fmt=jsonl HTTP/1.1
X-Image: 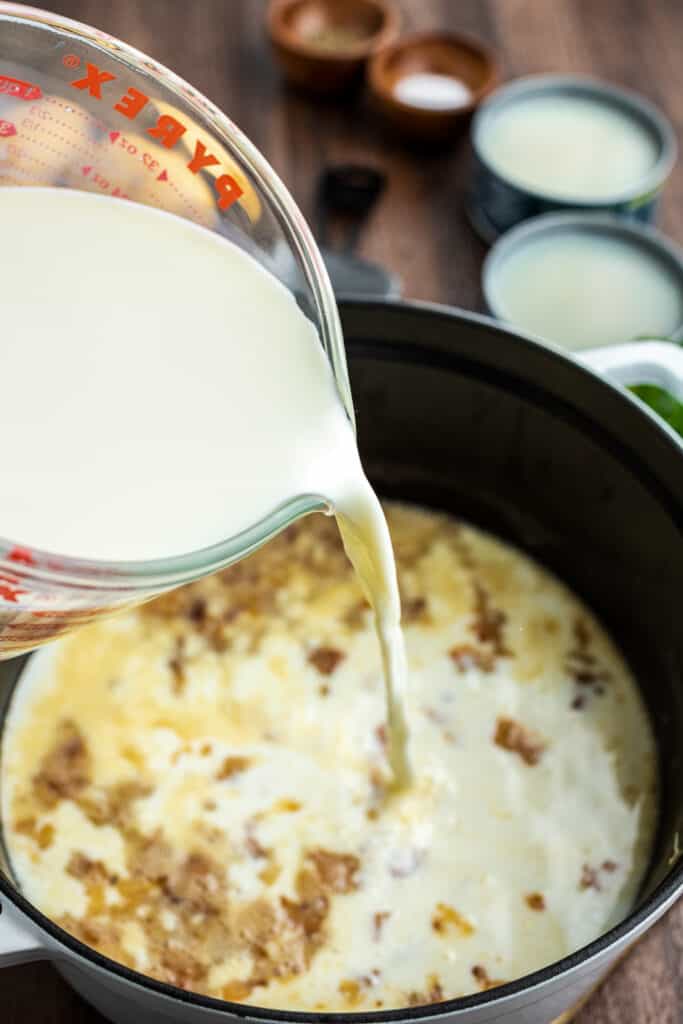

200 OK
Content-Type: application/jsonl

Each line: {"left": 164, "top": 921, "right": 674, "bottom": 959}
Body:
{"left": 368, "top": 32, "right": 499, "bottom": 144}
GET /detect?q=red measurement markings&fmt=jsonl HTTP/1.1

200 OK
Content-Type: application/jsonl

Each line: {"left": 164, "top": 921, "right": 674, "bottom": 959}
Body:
{"left": 170, "top": 175, "right": 209, "bottom": 224}
{"left": 0, "top": 75, "right": 42, "bottom": 101}
{"left": 27, "top": 102, "right": 101, "bottom": 140}
{"left": 0, "top": 145, "right": 54, "bottom": 185}
{"left": 8, "top": 547, "right": 35, "bottom": 566}
{"left": 7, "top": 138, "right": 77, "bottom": 181}
{"left": 62, "top": 54, "right": 81, "bottom": 70}
{"left": 0, "top": 119, "right": 16, "bottom": 137}
{"left": 0, "top": 573, "right": 27, "bottom": 604}
{"left": 16, "top": 112, "right": 97, "bottom": 174}
{"left": 20, "top": 119, "right": 96, "bottom": 158}
{"left": 109, "top": 132, "right": 171, "bottom": 184}
{"left": 44, "top": 96, "right": 108, "bottom": 133}
{"left": 21, "top": 106, "right": 114, "bottom": 173}
{"left": 110, "top": 136, "right": 205, "bottom": 219}
{"left": 80, "top": 164, "right": 128, "bottom": 198}
{"left": 17, "top": 105, "right": 105, "bottom": 189}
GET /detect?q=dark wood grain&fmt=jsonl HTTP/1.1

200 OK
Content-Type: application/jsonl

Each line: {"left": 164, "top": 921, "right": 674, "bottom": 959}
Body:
{"left": 2, "top": 1, "right": 682, "bottom": 1021}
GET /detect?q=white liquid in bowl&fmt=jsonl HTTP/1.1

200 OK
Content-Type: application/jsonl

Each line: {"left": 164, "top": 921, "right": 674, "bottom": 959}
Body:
{"left": 479, "top": 93, "right": 659, "bottom": 201}
{"left": 492, "top": 231, "right": 683, "bottom": 350}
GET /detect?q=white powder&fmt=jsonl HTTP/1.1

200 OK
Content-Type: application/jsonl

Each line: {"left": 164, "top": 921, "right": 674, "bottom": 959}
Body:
{"left": 394, "top": 72, "right": 472, "bottom": 111}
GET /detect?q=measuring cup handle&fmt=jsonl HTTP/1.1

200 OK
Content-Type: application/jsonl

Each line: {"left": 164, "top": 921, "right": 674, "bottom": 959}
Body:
{"left": 0, "top": 900, "right": 46, "bottom": 967}
{"left": 579, "top": 341, "right": 683, "bottom": 400}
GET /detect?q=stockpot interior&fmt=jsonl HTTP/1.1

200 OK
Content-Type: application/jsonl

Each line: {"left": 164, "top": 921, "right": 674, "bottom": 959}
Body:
{"left": 0, "top": 299, "right": 682, "bottom": 1013}
{"left": 341, "top": 300, "right": 683, "bottom": 905}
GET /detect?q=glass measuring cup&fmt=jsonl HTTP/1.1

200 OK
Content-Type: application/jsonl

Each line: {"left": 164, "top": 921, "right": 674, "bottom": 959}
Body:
{"left": 0, "top": 3, "right": 352, "bottom": 659}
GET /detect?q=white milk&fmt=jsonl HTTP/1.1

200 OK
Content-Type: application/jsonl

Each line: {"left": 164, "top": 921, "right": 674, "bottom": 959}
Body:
{"left": 492, "top": 231, "right": 683, "bottom": 350}
{"left": 0, "top": 187, "right": 410, "bottom": 785}
{"left": 479, "top": 93, "right": 658, "bottom": 200}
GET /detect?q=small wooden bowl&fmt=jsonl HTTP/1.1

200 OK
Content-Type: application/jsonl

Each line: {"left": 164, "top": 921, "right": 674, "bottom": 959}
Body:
{"left": 267, "top": 0, "right": 400, "bottom": 95}
{"left": 368, "top": 31, "right": 499, "bottom": 143}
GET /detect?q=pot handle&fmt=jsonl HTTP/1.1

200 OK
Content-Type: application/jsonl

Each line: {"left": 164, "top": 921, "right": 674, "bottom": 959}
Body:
{"left": 579, "top": 341, "right": 683, "bottom": 399}
{"left": 0, "top": 899, "right": 46, "bottom": 966}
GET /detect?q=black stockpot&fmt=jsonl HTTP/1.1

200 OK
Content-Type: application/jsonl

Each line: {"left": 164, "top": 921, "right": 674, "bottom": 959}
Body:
{"left": 339, "top": 299, "right": 683, "bottom": 1020}
{"left": 0, "top": 300, "right": 681, "bottom": 1024}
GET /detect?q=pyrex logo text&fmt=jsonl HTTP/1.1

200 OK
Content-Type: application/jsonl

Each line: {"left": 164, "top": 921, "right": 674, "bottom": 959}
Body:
{"left": 71, "top": 62, "right": 244, "bottom": 211}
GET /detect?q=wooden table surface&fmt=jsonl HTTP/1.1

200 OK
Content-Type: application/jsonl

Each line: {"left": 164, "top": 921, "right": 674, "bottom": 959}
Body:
{"left": 3, "top": 1, "right": 683, "bottom": 1021}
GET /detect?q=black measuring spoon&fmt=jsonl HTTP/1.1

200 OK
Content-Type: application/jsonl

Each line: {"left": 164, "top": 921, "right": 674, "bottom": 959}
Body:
{"left": 315, "top": 164, "right": 401, "bottom": 298}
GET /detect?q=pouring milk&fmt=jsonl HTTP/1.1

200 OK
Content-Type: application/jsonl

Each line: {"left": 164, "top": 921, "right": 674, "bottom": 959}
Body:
{"left": 0, "top": 187, "right": 411, "bottom": 787}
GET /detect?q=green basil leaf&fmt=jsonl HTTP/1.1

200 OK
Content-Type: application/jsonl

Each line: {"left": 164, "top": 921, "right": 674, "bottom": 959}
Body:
{"left": 631, "top": 385, "right": 683, "bottom": 437}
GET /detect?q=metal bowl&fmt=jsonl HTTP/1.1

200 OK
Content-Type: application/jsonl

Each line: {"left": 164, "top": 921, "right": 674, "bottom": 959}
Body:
{"left": 467, "top": 74, "right": 677, "bottom": 243}
{"left": 482, "top": 212, "right": 683, "bottom": 349}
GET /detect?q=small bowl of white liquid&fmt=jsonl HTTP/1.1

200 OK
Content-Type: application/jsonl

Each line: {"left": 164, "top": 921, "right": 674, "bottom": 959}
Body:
{"left": 468, "top": 74, "right": 676, "bottom": 242}
{"left": 483, "top": 212, "right": 683, "bottom": 351}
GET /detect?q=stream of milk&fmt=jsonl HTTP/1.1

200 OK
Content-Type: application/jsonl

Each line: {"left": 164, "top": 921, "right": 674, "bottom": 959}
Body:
{"left": 0, "top": 187, "right": 411, "bottom": 785}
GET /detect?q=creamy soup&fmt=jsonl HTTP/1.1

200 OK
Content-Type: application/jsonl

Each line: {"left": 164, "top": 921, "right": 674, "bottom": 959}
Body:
{"left": 2, "top": 504, "right": 657, "bottom": 1011}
